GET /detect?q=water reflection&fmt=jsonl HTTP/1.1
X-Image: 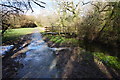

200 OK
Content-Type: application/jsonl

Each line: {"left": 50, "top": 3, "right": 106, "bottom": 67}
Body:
{"left": 12, "top": 32, "right": 60, "bottom": 78}
{"left": 0, "top": 45, "right": 14, "bottom": 56}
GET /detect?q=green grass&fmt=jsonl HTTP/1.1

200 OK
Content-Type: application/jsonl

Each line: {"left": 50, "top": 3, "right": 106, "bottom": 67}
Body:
{"left": 2, "top": 28, "right": 36, "bottom": 43}
{"left": 45, "top": 35, "right": 120, "bottom": 70}
{"left": 2, "top": 27, "right": 45, "bottom": 43}
{"left": 81, "top": 51, "right": 120, "bottom": 70}
{"left": 45, "top": 35, "right": 79, "bottom": 45}
{"left": 93, "top": 52, "right": 120, "bottom": 70}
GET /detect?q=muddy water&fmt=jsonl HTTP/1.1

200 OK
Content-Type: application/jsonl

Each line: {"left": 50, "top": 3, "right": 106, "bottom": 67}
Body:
{"left": 12, "top": 31, "right": 60, "bottom": 78}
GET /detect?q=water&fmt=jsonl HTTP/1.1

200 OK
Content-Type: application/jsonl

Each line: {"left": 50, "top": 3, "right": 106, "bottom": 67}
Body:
{"left": 0, "top": 45, "right": 14, "bottom": 55}
{"left": 12, "top": 31, "right": 60, "bottom": 78}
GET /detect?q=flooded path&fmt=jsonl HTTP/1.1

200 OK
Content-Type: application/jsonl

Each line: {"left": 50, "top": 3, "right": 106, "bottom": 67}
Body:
{"left": 2, "top": 29, "right": 119, "bottom": 78}
{"left": 12, "top": 30, "right": 60, "bottom": 78}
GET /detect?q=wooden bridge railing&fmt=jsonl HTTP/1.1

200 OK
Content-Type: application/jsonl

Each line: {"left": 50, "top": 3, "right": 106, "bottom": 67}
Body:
{"left": 44, "top": 26, "right": 77, "bottom": 37}
{"left": 45, "top": 27, "right": 51, "bottom": 32}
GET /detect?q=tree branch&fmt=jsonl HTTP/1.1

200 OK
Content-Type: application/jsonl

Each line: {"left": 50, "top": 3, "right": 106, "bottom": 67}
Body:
{"left": 82, "top": 1, "right": 91, "bottom": 6}
{"left": 28, "top": 0, "right": 34, "bottom": 12}
{"left": 0, "top": 4, "right": 24, "bottom": 12}
{"left": 32, "top": 0, "right": 45, "bottom": 8}
{"left": 34, "top": 0, "right": 46, "bottom": 4}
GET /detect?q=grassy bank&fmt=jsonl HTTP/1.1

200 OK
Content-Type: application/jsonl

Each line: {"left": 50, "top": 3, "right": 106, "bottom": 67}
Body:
{"left": 2, "top": 27, "right": 45, "bottom": 44}
{"left": 93, "top": 52, "right": 120, "bottom": 70}
{"left": 44, "top": 35, "right": 79, "bottom": 46}
{"left": 44, "top": 35, "right": 120, "bottom": 71}
{"left": 81, "top": 51, "right": 120, "bottom": 70}
{"left": 2, "top": 28, "right": 34, "bottom": 42}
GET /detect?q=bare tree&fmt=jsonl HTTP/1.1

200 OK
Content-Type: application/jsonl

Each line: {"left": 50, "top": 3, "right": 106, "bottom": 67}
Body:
{"left": 0, "top": 0, "right": 46, "bottom": 34}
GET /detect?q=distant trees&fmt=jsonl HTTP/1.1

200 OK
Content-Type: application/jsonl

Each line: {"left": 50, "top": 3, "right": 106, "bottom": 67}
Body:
{"left": 50, "top": 0, "right": 81, "bottom": 34}
{"left": 46, "top": 1, "right": 120, "bottom": 47}
{"left": 0, "top": 0, "right": 45, "bottom": 34}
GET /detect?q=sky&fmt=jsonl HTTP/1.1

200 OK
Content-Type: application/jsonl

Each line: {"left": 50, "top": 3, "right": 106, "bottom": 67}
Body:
{"left": 0, "top": 0, "right": 56, "bottom": 16}
{"left": 26, "top": 0, "right": 120, "bottom": 16}
{"left": 26, "top": 0, "right": 56, "bottom": 16}
{"left": 1, "top": 0, "right": 118, "bottom": 17}
{"left": 26, "top": 0, "right": 92, "bottom": 17}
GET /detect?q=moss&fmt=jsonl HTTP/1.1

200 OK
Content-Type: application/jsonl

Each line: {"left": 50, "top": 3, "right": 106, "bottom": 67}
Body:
{"left": 55, "top": 39, "right": 63, "bottom": 43}
{"left": 93, "top": 52, "right": 120, "bottom": 70}
{"left": 45, "top": 35, "right": 79, "bottom": 45}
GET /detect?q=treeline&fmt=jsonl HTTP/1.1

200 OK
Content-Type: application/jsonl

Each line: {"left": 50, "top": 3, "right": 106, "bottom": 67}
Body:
{"left": 47, "top": 1, "right": 120, "bottom": 48}
{"left": 0, "top": 0, "right": 45, "bottom": 35}
{"left": 1, "top": 0, "right": 120, "bottom": 48}
{"left": 1, "top": 13, "right": 37, "bottom": 34}
{"left": 79, "top": 2, "right": 120, "bottom": 47}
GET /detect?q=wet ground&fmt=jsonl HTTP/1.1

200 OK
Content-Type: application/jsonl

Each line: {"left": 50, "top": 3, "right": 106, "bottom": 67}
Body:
{"left": 2, "top": 30, "right": 62, "bottom": 78}
{"left": 2, "top": 30, "right": 119, "bottom": 79}
{"left": 13, "top": 31, "right": 61, "bottom": 78}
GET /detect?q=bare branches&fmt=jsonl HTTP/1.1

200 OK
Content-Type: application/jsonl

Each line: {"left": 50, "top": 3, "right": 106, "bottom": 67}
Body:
{"left": 34, "top": 0, "right": 46, "bottom": 4}
{"left": 1, "top": 0, "right": 46, "bottom": 34}
{"left": 1, "top": 0, "right": 46, "bottom": 22}
{"left": 32, "top": 0, "right": 45, "bottom": 8}
{"left": 82, "top": 1, "right": 91, "bottom": 6}
{"left": 28, "top": 0, "right": 34, "bottom": 12}
{"left": 99, "top": 4, "right": 115, "bottom": 12}
{"left": 90, "top": 2, "right": 115, "bottom": 13}
{"left": 1, "top": 0, "right": 46, "bottom": 14}
{"left": 0, "top": 4, "right": 24, "bottom": 12}
{"left": 81, "top": 1, "right": 115, "bottom": 13}
{"left": 90, "top": 2, "right": 100, "bottom": 11}
{"left": 75, "top": 1, "right": 80, "bottom": 9}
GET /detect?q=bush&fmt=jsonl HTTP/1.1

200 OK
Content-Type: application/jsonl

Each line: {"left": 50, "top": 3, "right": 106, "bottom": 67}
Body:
{"left": 21, "top": 22, "right": 37, "bottom": 28}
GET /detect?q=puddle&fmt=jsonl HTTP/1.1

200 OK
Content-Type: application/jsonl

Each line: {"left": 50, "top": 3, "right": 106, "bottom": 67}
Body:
{"left": 11, "top": 31, "right": 60, "bottom": 78}
{"left": 0, "top": 45, "right": 14, "bottom": 55}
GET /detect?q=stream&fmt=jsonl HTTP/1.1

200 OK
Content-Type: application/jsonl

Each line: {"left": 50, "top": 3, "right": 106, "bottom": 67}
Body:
{"left": 11, "top": 31, "right": 60, "bottom": 78}
{"left": 2, "top": 30, "right": 120, "bottom": 78}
